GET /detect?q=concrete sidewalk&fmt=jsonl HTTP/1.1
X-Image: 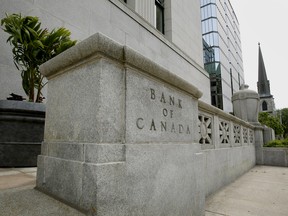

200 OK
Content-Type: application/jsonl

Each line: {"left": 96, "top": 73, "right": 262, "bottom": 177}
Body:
{"left": 0, "top": 166, "right": 288, "bottom": 215}
{"left": 206, "top": 166, "right": 288, "bottom": 216}
{"left": 0, "top": 167, "right": 85, "bottom": 216}
{"left": 0, "top": 167, "right": 37, "bottom": 190}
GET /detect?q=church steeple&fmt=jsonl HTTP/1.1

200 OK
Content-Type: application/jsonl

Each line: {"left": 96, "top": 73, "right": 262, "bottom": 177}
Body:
{"left": 257, "top": 43, "right": 271, "bottom": 96}
{"left": 257, "top": 43, "right": 275, "bottom": 113}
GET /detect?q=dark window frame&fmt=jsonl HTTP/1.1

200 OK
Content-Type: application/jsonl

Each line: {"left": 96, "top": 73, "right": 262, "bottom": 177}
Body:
{"left": 262, "top": 101, "right": 268, "bottom": 111}
{"left": 155, "top": 0, "right": 165, "bottom": 34}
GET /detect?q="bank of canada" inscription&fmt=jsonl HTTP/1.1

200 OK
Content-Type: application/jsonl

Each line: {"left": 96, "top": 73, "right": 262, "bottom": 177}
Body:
{"left": 136, "top": 88, "right": 191, "bottom": 134}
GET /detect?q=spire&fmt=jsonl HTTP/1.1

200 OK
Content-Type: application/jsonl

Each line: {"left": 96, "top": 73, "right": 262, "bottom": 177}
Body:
{"left": 257, "top": 43, "right": 271, "bottom": 96}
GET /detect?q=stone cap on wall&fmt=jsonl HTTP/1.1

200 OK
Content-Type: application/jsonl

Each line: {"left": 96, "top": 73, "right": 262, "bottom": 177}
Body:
{"left": 0, "top": 100, "right": 45, "bottom": 112}
{"left": 198, "top": 100, "right": 255, "bottom": 129}
{"left": 40, "top": 32, "right": 203, "bottom": 99}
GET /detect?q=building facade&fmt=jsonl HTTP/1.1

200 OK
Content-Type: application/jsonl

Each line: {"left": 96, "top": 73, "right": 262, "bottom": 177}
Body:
{"left": 200, "top": 0, "right": 244, "bottom": 112}
{"left": 0, "top": 0, "right": 211, "bottom": 104}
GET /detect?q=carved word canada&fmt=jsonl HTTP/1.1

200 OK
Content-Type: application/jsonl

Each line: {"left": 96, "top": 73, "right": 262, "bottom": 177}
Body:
{"left": 136, "top": 88, "right": 191, "bottom": 134}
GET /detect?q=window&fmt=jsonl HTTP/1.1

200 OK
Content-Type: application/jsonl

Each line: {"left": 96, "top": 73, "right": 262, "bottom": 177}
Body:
{"left": 262, "top": 101, "right": 268, "bottom": 111}
{"left": 238, "top": 72, "right": 241, "bottom": 88}
{"left": 155, "top": 0, "right": 164, "bottom": 34}
{"left": 230, "top": 69, "right": 233, "bottom": 96}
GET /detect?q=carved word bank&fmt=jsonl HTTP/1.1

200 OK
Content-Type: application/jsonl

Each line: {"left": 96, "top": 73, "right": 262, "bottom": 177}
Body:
{"left": 136, "top": 88, "right": 191, "bottom": 134}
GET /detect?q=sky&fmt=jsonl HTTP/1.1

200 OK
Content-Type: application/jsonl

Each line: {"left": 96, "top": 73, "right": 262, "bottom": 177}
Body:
{"left": 229, "top": 0, "right": 288, "bottom": 109}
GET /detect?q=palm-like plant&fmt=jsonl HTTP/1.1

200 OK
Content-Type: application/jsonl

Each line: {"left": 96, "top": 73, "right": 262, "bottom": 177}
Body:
{"left": 1, "top": 13, "right": 76, "bottom": 102}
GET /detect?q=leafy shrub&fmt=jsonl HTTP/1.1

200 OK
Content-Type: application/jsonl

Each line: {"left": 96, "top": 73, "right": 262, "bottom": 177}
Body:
{"left": 264, "top": 139, "right": 288, "bottom": 147}
{"left": 258, "top": 112, "right": 284, "bottom": 135}
{"left": 1, "top": 13, "right": 77, "bottom": 102}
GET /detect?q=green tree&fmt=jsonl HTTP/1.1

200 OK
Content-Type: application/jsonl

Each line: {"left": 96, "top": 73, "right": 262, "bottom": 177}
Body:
{"left": 258, "top": 112, "right": 284, "bottom": 135}
{"left": 279, "top": 108, "right": 288, "bottom": 138}
{"left": 1, "top": 13, "right": 76, "bottom": 102}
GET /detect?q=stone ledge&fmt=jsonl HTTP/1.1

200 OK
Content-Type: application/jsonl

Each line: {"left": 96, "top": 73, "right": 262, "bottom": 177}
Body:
{"left": 198, "top": 100, "right": 255, "bottom": 129}
{"left": 40, "top": 32, "right": 202, "bottom": 99}
{"left": 42, "top": 142, "right": 126, "bottom": 164}
{"left": 0, "top": 100, "right": 45, "bottom": 113}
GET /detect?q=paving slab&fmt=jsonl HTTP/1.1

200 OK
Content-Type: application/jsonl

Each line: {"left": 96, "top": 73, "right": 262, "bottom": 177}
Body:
{"left": 205, "top": 166, "right": 288, "bottom": 216}
{"left": 0, "top": 172, "right": 35, "bottom": 190}
{"left": 0, "top": 167, "right": 37, "bottom": 189}
{"left": 0, "top": 167, "right": 85, "bottom": 216}
{"left": 0, "top": 185, "right": 85, "bottom": 216}
{"left": 1, "top": 166, "right": 288, "bottom": 216}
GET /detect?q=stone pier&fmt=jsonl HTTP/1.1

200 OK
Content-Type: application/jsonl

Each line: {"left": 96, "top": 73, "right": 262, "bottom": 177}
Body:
{"left": 37, "top": 33, "right": 205, "bottom": 216}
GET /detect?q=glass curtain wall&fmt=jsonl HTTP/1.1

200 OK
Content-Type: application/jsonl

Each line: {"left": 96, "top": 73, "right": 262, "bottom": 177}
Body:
{"left": 200, "top": 0, "right": 244, "bottom": 111}
{"left": 201, "top": 0, "right": 223, "bottom": 109}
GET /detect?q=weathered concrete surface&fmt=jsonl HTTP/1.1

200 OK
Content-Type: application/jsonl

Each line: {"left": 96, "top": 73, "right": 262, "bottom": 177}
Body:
{"left": 205, "top": 166, "right": 288, "bottom": 216}
{"left": 37, "top": 32, "right": 205, "bottom": 216}
{"left": 203, "top": 146, "right": 255, "bottom": 197}
{"left": 0, "top": 167, "right": 36, "bottom": 190}
{"left": 0, "top": 168, "right": 85, "bottom": 216}
{"left": 261, "top": 147, "right": 288, "bottom": 167}
{"left": 2, "top": 166, "right": 288, "bottom": 216}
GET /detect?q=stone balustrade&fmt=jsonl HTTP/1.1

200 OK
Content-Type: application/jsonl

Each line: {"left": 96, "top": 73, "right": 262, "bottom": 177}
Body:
{"left": 198, "top": 100, "right": 255, "bottom": 150}
{"left": 198, "top": 100, "right": 256, "bottom": 197}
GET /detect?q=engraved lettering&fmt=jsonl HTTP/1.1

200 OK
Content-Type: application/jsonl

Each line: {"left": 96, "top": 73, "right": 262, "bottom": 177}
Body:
{"left": 150, "top": 119, "right": 156, "bottom": 131}
{"left": 171, "top": 122, "right": 176, "bottom": 133}
{"left": 179, "top": 124, "right": 184, "bottom": 133}
{"left": 149, "top": 89, "right": 183, "bottom": 109}
{"left": 160, "top": 93, "right": 166, "bottom": 103}
{"left": 136, "top": 117, "right": 190, "bottom": 135}
{"left": 169, "top": 96, "right": 174, "bottom": 106}
{"left": 186, "top": 125, "right": 191, "bottom": 134}
{"left": 163, "top": 108, "right": 168, "bottom": 117}
{"left": 161, "top": 121, "right": 167, "bottom": 131}
{"left": 170, "top": 110, "right": 173, "bottom": 118}
{"left": 150, "top": 88, "right": 155, "bottom": 100}
{"left": 136, "top": 118, "right": 144, "bottom": 129}
{"left": 178, "top": 99, "right": 182, "bottom": 109}
{"left": 135, "top": 87, "right": 190, "bottom": 136}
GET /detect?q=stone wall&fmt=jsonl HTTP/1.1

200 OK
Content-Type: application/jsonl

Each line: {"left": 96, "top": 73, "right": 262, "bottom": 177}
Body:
{"left": 261, "top": 148, "right": 288, "bottom": 167}
{"left": 256, "top": 130, "right": 288, "bottom": 167}
{"left": 253, "top": 123, "right": 287, "bottom": 167}
{"left": 198, "top": 101, "right": 256, "bottom": 196}
{"left": 36, "top": 32, "right": 256, "bottom": 215}
{"left": 37, "top": 32, "right": 205, "bottom": 215}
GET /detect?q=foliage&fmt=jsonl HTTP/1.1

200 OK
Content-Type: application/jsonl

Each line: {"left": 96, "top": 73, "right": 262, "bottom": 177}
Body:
{"left": 258, "top": 112, "right": 284, "bottom": 135}
{"left": 1, "top": 13, "right": 77, "bottom": 102}
{"left": 279, "top": 108, "right": 288, "bottom": 138}
{"left": 264, "top": 139, "right": 288, "bottom": 147}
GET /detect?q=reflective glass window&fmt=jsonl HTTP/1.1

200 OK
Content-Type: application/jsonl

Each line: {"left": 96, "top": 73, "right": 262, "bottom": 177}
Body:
{"left": 214, "top": 47, "right": 220, "bottom": 61}
{"left": 212, "top": 18, "right": 217, "bottom": 31}
{"left": 211, "top": 4, "right": 216, "bottom": 17}
{"left": 213, "top": 32, "right": 219, "bottom": 46}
